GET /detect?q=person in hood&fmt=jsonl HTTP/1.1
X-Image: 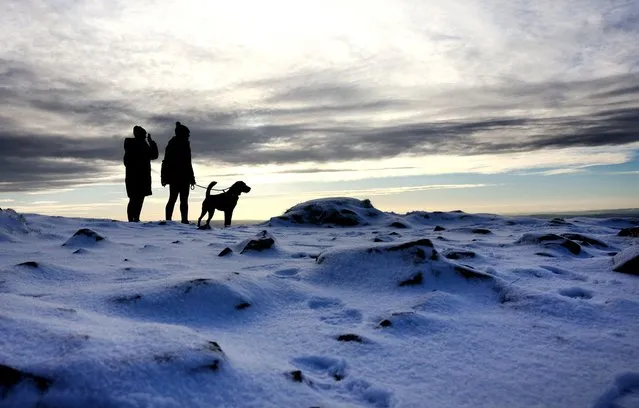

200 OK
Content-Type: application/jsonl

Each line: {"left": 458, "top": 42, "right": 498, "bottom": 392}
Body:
{"left": 123, "top": 125, "right": 159, "bottom": 222}
{"left": 161, "top": 121, "right": 196, "bottom": 223}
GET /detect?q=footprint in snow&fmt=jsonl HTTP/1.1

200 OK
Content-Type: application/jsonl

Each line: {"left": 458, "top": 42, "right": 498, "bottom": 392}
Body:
{"left": 274, "top": 268, "right": 299, "bottom": 277}
{"left": 291, "top": 355, "right": 348, "bottom": 382}
{"left": 558, "top": 287, "right": 593, "bottom": 299}
{"left": 307, "top": 296, "right": 342, "bottom": 309}
{"left": 289, "top": 356, "right": 394, "bottom": 408}
{"left": 320, "top": 308, "right": 364, "bottom": 326}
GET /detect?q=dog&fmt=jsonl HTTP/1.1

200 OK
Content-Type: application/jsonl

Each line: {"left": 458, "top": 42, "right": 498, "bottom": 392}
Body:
{"left": 197, "top": 181, "right": 251, "bottom": 229}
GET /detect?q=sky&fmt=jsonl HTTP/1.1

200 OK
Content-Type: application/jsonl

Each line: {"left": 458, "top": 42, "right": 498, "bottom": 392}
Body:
{"left": 1, "top": 0, "right": 638, "bottom": 221}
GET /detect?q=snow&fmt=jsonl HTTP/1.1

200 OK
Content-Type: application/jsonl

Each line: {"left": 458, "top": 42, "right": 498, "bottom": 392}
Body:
{"left": 1, "top": 200, "right": 639, "bottom": 408}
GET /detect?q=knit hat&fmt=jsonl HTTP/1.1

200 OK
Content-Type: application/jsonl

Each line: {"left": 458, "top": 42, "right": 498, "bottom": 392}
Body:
{"left": 133, "top": 125, "right": 146, "bottom": 138}
{"left": 175, "top": 121, "right": 190, "bottom": 137}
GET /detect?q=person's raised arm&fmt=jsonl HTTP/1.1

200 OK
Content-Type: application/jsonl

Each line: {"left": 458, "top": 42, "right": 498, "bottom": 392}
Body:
{"left": 147, "top": 133, "right": 159, "bottom": 160}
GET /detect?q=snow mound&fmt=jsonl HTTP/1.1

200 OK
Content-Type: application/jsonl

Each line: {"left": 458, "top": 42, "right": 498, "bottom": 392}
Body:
{"left": 111, "top": 275, "right": 269, "bottom": 325}
{"left": 62, "top": 228, "right": 106, "bottom": 248}
{"left": 0, "top": 209, "right": 31, "bottom": 241}
{"left": 613, "top": 245, "right": 639, "bottom": 275}
{"left": 310, "top": 238, "right": 494, "bottom": 291}
{"left": 268, "top": 197, "right": 385, "bottom": 227}
{"left": 515, "top": 232, "right": 583, "bottom": 256}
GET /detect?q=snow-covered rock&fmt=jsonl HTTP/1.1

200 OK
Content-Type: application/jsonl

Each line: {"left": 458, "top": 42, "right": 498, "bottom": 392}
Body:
{"left": 268, "top": 197, "right": 385, "bottom": 227}
{"left": 613, "top": 245, "right": 639, "bottom": 275}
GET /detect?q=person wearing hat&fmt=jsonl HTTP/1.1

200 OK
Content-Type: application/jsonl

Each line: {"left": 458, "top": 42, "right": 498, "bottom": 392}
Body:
{"left": 161, "top": 121, "right": 196, "bottom": 223}
{"left": 123, "top": 125, "right": 159, "bottom": 222}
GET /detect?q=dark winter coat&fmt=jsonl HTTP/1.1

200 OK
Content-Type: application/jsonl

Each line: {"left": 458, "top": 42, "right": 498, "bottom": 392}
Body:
{"left": 161, "top": 135, "right": 195, "bottom": 186}
{"left": 124, "top": 137, "right": 159, "bottom": 198}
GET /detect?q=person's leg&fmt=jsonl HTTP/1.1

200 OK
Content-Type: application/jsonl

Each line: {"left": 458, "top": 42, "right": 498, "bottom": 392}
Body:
{"left": 128, "top": 196, "right": 143, "bottom": 222}
{"left": 134, "top": 196, "right": 145, "bottom": 222}
{"left": 127, "top": 198, "right": 136, "bottom": 222}
{"left": 179, "top": 184, "right": 190, "bottom": 223}
{"left": 165, "top": 184, "right": 179, "bottom": 221}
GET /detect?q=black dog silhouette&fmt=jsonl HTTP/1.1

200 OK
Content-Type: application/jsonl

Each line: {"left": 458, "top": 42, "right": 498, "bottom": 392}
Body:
{"left": 197, "top": 181, "right": 251, "bottom": 229}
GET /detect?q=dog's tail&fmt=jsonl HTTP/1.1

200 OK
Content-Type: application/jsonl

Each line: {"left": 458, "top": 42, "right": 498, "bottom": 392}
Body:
{"left": 206, "top": 181, "right": 217, "bottom": 198}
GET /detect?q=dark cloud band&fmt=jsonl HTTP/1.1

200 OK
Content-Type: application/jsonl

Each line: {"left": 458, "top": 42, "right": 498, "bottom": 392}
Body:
{"left": 1, "top": 63, "right": 638, "bottom": 192}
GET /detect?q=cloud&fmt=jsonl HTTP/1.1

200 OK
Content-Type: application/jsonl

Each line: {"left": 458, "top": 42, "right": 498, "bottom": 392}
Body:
{"left": 1, "top": 0, "right": 639, "bottom": 192}
{"left": 253, "top": 183, "right": 495, "bottom": 199}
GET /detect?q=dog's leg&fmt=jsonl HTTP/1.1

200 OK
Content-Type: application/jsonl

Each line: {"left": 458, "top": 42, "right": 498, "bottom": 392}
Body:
{"left": 197, "top": 205, "right": 208, "bottom": 228}
{"left": 206, "top": 209, "right": 215, "bottom": 228}
{"left": 224, "top": 209, "right": 234, "bottom": 227}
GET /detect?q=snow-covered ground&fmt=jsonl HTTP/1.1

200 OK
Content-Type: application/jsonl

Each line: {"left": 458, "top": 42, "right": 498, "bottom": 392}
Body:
{"left": 1, "top": 198, "right": 638, "bottom": 408}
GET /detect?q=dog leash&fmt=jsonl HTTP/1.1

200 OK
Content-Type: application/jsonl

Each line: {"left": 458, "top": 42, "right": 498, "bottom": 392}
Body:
{"left": 193, "top": 183, "right": 228, "bottom": 192}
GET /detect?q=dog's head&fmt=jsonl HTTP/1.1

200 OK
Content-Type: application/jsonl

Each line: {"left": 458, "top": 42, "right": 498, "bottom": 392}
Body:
{"left": 229, "top": 181, "right": 251, "bottom": 195}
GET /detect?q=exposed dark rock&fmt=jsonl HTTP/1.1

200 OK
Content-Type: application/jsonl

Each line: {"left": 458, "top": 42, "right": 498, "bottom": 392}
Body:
{"left": 549, "top": 218, "right": 570, "bottom": 226}
{"left": 454, "top": 265, "right": 493, "bottom": 280}
{"left": 560, "top": 240, "right": 582, "bottom": 255}
{"left": 289, "top": 370, "right": 304, "bottom": 383}
{"left": 321, "top": 209, "right": 360, "bottom": 226}
{"left": 389, "top": 232, "right": 401, "bottom": 236}
{"left": 62, "top": 228, "right": 105, "bottom": 247}
{"left": 618, "top": 227, "right": 639, "bottom": 237}
{"left": 0, "top": 364, "right": 53, "bottom": 394}
{"left": 399, "top": 272, "right": 423, "bottom": 286}
{"left": 17, "top": 261, "right": 39, "bottom": 268}
{"left": 218, "top": 247, "right": 233, "bottom": 257}
{"left": 336, "top": 334, "right": 363, "bottom": 343}
{"left": 434, "top": 225, "right": 446, "bottom": 232}
{"left": 172, "top": 240, "right": 182, "bottom": 244}
{"left": 472, "top": 228, "right": 492, "bottom": 235}
{"left": 378, "top": 319, "right": 392, "bottom": 328}
{"left": 613, "top": 247, "right": 639, "bottom": 275}
{"left": 516, "top": 233, "right": 582, "bottom": 255}
{"left": 206, "top": 341, "right": 224, "bottom": 355}
{"left": 535, "top": 252, "right": 556, "bottom": 258}
{"left": 443, "top": 251, "right": 476, "bottom": 260}
{"left": 73, "top": 228, "right": 104, "bottom": 241}
{"left": 386, "top": 239, "right": 434, "bottom": 250}
{"left": 235, "top": 302, "right": 251, "bottom": 310}
{"left": 113, "top": 294, "right": 142, "bottom": 303}
{"left": 240, "top": 230, "right": 275, "bottom": 254}
{"left": 561, "top": 233, "right": 608, "bottom": 248}
{"left": 390, "top": 221, "right": 409, "bottom": 229}
{"left": 373, "top": 237, "right": 384, "bottom": 243}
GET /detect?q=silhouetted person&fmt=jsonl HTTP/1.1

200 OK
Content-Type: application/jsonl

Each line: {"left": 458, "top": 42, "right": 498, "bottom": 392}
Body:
{"left": 161, "top": 121, "right": 195, "bottom": 223}
{"left": 124, "top": 125, "right": 158, "bottom": 222}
